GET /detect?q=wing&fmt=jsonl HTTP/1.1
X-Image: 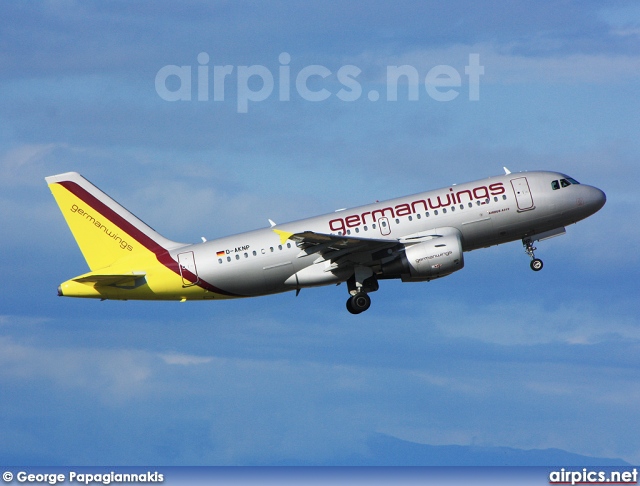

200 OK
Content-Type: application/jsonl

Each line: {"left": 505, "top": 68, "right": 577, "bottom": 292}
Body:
{"left": 274, "top": 229, "right": 398, "bottom": 266}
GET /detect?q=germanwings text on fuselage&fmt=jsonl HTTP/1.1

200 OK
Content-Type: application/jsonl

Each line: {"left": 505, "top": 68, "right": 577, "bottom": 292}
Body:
{"left": 328, "top": 182, "right": 505, "bottom": 234}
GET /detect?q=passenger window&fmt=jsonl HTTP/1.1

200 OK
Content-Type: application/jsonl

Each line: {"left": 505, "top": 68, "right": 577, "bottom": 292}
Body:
{"left": 551, "top": 180, "right": 560, "bottom": 190}
{"left": 227, "top": 256, "right": 231, "bottom": 262}
{"left": 218, "top": 258, "right": 222, "bottom": 264}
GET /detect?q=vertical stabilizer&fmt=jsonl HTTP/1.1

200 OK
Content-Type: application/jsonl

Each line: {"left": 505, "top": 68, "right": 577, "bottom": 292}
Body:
{"left": 46, "top": 172, "right": 185, "bottom": 271}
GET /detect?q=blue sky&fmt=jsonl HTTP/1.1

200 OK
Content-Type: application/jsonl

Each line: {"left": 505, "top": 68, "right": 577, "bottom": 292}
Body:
{"left": 1, "top": 1, "right": 639, "bottom": 465}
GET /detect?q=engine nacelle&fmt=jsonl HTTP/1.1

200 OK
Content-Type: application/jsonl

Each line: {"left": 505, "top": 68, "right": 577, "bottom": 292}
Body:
{"left": 381, "top": 233, "right": 464, "bottom": 282}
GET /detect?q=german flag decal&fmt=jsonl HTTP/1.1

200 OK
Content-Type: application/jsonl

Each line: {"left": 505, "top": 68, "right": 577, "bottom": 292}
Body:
{"left": 216, "top": 250, "right": 225, "bottom": 257}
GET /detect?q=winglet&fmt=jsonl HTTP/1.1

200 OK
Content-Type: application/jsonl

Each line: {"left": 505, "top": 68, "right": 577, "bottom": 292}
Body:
{"left": 272, "top": 229, "right": 294, "bottom": 244}
{"left": 503, "top": 167, "right": 511, "bottom": 175}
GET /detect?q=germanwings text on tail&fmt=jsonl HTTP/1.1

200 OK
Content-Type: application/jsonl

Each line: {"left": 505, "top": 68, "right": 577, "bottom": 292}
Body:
{"left": 46, "top": 169, "right": 605, "bottom": 314}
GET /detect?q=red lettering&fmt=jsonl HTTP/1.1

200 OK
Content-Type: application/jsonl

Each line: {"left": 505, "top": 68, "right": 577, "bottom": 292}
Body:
{"left": 455, "top": 189, "right": 473, "bottom": 203}
{"left": 372, "top": 207, "right": 395, "bottom": 221}
{"left": 489, "top": 182, "right": 505, "bottom": 195}
{"left": 473, "top": 186, "right": 489, "bottom": 199}
{"left": 329, "top": 218, "right": 345, "bottom": 233}
{"left": 345, "top": 214, "right": 361, "bottom": 228}
{"left": 395, "top": 203, "right": 411, "bottom": 216}
{"left": 327, "top": 181, "right": 508, "bottom": 233}
{"left": 427, "top": 194, "right": 451, "bottom": 209}
{"left": 411, "top": 199, "right": 428, "bottom": 213}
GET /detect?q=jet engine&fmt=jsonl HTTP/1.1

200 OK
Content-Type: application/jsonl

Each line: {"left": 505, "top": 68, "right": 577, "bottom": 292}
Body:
{"left": 380, "top": 232, "right": 464, "bottom": 282}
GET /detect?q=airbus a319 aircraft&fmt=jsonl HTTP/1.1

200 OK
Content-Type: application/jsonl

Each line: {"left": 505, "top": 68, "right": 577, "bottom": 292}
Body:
{"left": 46, "top": 169, "right": 605, "bottom": 314}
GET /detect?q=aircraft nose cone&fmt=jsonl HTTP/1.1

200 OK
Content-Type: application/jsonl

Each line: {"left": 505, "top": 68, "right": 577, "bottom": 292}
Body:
{"left": 580, "top": 185, "right": 606, "bottom": 216}
{"left": 590, "top": 187, "right": 606, "bottom": 212}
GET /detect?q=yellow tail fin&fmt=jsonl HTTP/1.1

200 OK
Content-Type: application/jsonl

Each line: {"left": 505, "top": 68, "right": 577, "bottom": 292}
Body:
{"left": 46, "top": 172, "right": 183, "bottom": 271}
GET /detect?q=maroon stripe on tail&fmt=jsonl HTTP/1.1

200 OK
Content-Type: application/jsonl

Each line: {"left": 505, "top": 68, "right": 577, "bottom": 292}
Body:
{"left": 59, "top": 180, "right": 239, "bottom": 297}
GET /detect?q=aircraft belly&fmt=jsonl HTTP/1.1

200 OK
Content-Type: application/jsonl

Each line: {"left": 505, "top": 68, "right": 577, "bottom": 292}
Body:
{"left": 262, "top": 261, "right": 295, "bottom": 294}
{"left": 203, "top": 262, "right": 267, "bottom": 296}
{"left": 459, "top": 214, "right": 494, "bottom": 249}
{"left": 203, "top": 257, "right": 299, "bottom": 297}
{"left": 489, "top": 203, "right": 568, "bottom": 247}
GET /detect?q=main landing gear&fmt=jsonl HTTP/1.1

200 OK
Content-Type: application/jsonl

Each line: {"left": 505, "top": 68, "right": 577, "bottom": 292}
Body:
{"left": 346, "top": 292, "right": 371, "bottom": 314}
{"left": 523, "top": 237, "right": 543, "bottom": 271}
{"left": 345, "top": 265, "right": 378, "bottom": 314}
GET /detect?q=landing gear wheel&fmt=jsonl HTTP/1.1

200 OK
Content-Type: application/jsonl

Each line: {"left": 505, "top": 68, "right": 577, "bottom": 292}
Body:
{"left": 523, "top": 238, "right": 543, "bottom": 272}
{"left": 530, "top": 258, "right": 543, "bottom": 271}
{"left": 346, "top": 293, "right": 371, "bottom": 314}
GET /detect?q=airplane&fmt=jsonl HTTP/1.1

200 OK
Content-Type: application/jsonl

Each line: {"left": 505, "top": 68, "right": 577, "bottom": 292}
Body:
{"left": 45, "top": 168, "right": 605, "bottom": 314}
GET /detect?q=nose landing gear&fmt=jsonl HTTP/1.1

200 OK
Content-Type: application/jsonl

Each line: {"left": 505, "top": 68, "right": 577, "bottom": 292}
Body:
{"left": 523, "top": 237, "right": 543, "bottom": 271}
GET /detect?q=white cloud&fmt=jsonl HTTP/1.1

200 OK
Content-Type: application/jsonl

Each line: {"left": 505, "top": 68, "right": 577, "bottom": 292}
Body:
{"left": 0, "top": 143, "right": 66, "bottom": 187}
{"left": 160, "top": 353, "right": 213, "bottom": 366}
{"left": 424, "top": 298, "right": 639, "bottom": 346}
{"left": 0, "top": 336, "right": 154, "bottom": 403}
{"left": 355, "top": 43, "right": 640, "bottom": 86}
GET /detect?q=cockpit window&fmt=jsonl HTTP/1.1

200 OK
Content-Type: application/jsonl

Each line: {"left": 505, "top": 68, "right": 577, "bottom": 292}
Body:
{"left": 552, "top": 177, "right": 580, "bottom": 190}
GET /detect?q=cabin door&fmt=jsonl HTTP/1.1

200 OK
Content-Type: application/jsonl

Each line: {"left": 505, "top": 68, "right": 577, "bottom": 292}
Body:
{"left": 378, "top": 217, "right": 391, "bottom": 236}
{"left": 510, "top": 177, "right": 535, "bottom": 211}
{"left": 178, "top": 251, "right": 199, "bottom": 286}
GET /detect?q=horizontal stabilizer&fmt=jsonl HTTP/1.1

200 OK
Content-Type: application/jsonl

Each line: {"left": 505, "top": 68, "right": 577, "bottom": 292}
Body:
{"left": 72, "top": 272, "right": 146, "bottom": 286}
